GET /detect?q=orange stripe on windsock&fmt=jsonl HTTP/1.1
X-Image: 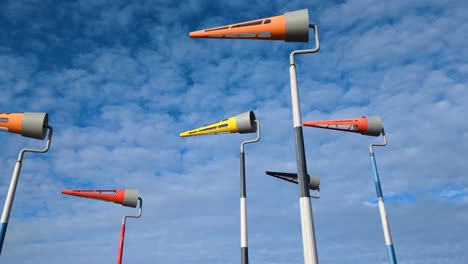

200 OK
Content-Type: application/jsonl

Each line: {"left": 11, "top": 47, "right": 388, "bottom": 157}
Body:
{"left": 61, "top": 189, "right": 126, "bottom": 205}
{"left": 303, "top": 117, "right": 368, "bottom": 134}
{"left": 303, "top": 116, "right": 383, "bottom": 137}
{"left": 0, "top": 113, "right": 24, "bottom": 135}
{"left": 189, "top": 14, "right": 286, "bottom": 41}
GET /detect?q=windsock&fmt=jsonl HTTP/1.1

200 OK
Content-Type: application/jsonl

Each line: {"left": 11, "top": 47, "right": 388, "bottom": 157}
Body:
{"left": 61, "top": 189, "right": 139, "bottom": 208}
{"left": 180, "top": 111, "right": 256, "bottom": 137}
{"left": 265, "top": 171, "right": 320, "bottom": 190}
{"left": 303, "top": 116, "right": 383, "bottom": 137}
{"left": 0, "top": 112, "right": 48, "bottom": 139}
{"left": 190, "top": 9, "right": 310, "bottom": 42}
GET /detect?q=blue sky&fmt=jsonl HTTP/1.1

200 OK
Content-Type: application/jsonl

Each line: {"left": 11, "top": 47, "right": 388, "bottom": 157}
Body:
{"left": 0, "top": 0, "right": 467, "bottom": 263}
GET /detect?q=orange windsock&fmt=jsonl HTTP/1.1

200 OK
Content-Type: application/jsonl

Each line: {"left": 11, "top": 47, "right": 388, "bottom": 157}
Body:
{"left": 61, "top": 189, "right": 139, "bottom": 208}
{"left": 303, "top": 116, "right": 383, "bottom": 137}
{"left": 0, "top": 112, "right": 48, "bottom": 139}
{"left": 190, "top": 9, "right": 310, "bottom": 42}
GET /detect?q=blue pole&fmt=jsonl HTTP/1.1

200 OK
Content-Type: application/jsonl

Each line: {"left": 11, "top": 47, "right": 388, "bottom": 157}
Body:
{"left": 370, "top": 152, "right": 397, "bottom": 264}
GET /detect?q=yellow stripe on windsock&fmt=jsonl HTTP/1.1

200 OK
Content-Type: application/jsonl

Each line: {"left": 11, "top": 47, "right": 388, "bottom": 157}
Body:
{"left": 180, "top": 116, "right": 238, "bottom": 137}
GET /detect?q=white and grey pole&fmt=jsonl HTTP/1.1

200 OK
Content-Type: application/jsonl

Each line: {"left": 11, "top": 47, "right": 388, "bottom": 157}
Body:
{"left": 0, "top": 124, "right": 53, "bottom": 254}
{"left": 240, "top": 120, "right": 260, "bottom": 264}
{"left": 289, "top": 24, "right": 320, "bottom": 264}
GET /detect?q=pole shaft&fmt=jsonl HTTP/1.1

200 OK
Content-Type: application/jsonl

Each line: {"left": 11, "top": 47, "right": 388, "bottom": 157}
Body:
{"left": 240, "top": 151, "right": 249, "bottom": 264}
{"left": 370, "top": 153, "right": 397, "bottom": 264}
{"left": 117, "top": 224, "right": 126, "bottom": 264}
{"left": 290, "top": 64, "right": 319, "bottom": 264}
{"left": 239, "top": 123, "right": 259, "bottom": 264}
{"left": 0, "top": 161, "right": 23, "bottom": 254}
{"left": 0, "top": 126, "right": 52, "bottom": 255}
{"left": 240, "top": 152, "right": 246, "bottom": 198}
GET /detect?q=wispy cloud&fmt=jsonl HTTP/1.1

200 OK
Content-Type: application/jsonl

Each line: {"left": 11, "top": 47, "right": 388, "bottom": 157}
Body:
{"left": 434, "top": 186, "right": 468, "bottom": 202}
{"left": 364, "top": 192, "right": 417, "bottom": 207}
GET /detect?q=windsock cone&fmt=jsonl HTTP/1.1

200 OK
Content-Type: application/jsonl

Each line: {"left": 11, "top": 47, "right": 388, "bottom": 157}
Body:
{"left": 0, "top": 112, "right": 48, "bottom": 139}
{"left": 265, "top": 171, "right": 320, "bottom": 190}
{"left": 180, "top": 111, "right": 256, "bottom": 137}
{"left": 190, "top": 9, "right": 310, "bottom": 42}
{"left": 303, "top": 116, "right": 383, "bottom": 137}
{"left": 61, "top": 189, "right": 139, "bottom": 208}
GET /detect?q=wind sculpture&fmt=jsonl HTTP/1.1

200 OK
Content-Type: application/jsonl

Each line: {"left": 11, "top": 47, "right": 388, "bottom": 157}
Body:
{"left": 180, "top": 111, "right": 259, "bottom": 264}
{"left": 303, "top": 116, "right": 397, "bottom": 264}
{"left": 264, "top": 171, "right": 320, "bottom": 198}
{"left": 61, "top": 189, "right": 142, "bottom": 264}
{"left": 189, "top": 9, "right": 321, "bottom": 264}
{"left": 0, "top": 112, "right": 53, "bottom": 254}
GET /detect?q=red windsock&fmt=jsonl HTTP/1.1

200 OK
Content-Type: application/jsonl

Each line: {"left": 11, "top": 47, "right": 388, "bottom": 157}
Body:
{"left": 303, "top": 116, "right": 383, "bottom": 137}
{"left": 61, "top": 189, "right": 139, "bottom": 208}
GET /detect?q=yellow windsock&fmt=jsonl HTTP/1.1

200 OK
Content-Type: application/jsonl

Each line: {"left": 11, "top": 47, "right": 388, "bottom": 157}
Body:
{"left": 180, "top": 111, "right": 256, "bottom": 137}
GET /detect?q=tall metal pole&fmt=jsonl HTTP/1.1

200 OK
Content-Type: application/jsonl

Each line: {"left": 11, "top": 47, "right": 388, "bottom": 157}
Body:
{"left": 117, "top": 197, "right": 142, "bottom": 264}
{"left": 239, "top": 121, "right": 260, "bottom": 264}
{"left": 369, "top": 130, "right": 397, "bottom": 264}
{"left": 289, "top": 24, "right": 320, "bottom": 264}
{"left": 0, "top": 125, "right": 53, "bottom": 254}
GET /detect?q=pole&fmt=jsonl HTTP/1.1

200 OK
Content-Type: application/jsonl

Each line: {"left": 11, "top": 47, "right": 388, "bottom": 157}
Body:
{"left": 116, "top": 197, "right": 142, "bottom": 264}
{"left": 0, "top": 126, "right": 53, "bottom": 254}
{"left": 239, "top": 120, "right": 260, "bottom": 264}
{"left": 289, "top": 24, "right": 320, "bottom": 264}
{"left": 369, "top": 131, "right": 397, "bottom": 264}
{"left": 117, "top": 224, "right": 126, "bottom": 264}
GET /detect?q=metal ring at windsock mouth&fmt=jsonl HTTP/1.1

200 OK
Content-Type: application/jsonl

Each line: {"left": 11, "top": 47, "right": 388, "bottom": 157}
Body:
{"left": 21, "top": 112, "right": 48, "bottom": 140}
{"left": 285, "top": 9, "right": 309, "bottom": 42}
{"left": 236, "top": 111, "right": 257, "bottom": 134}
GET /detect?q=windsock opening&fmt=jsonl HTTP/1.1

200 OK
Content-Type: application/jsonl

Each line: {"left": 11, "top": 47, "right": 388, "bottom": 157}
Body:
{"left": 235, "top": 111, "right": 257, "bottom": 134}
{"left": 189, "top": 9, "right": 309, "bottom": 42}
